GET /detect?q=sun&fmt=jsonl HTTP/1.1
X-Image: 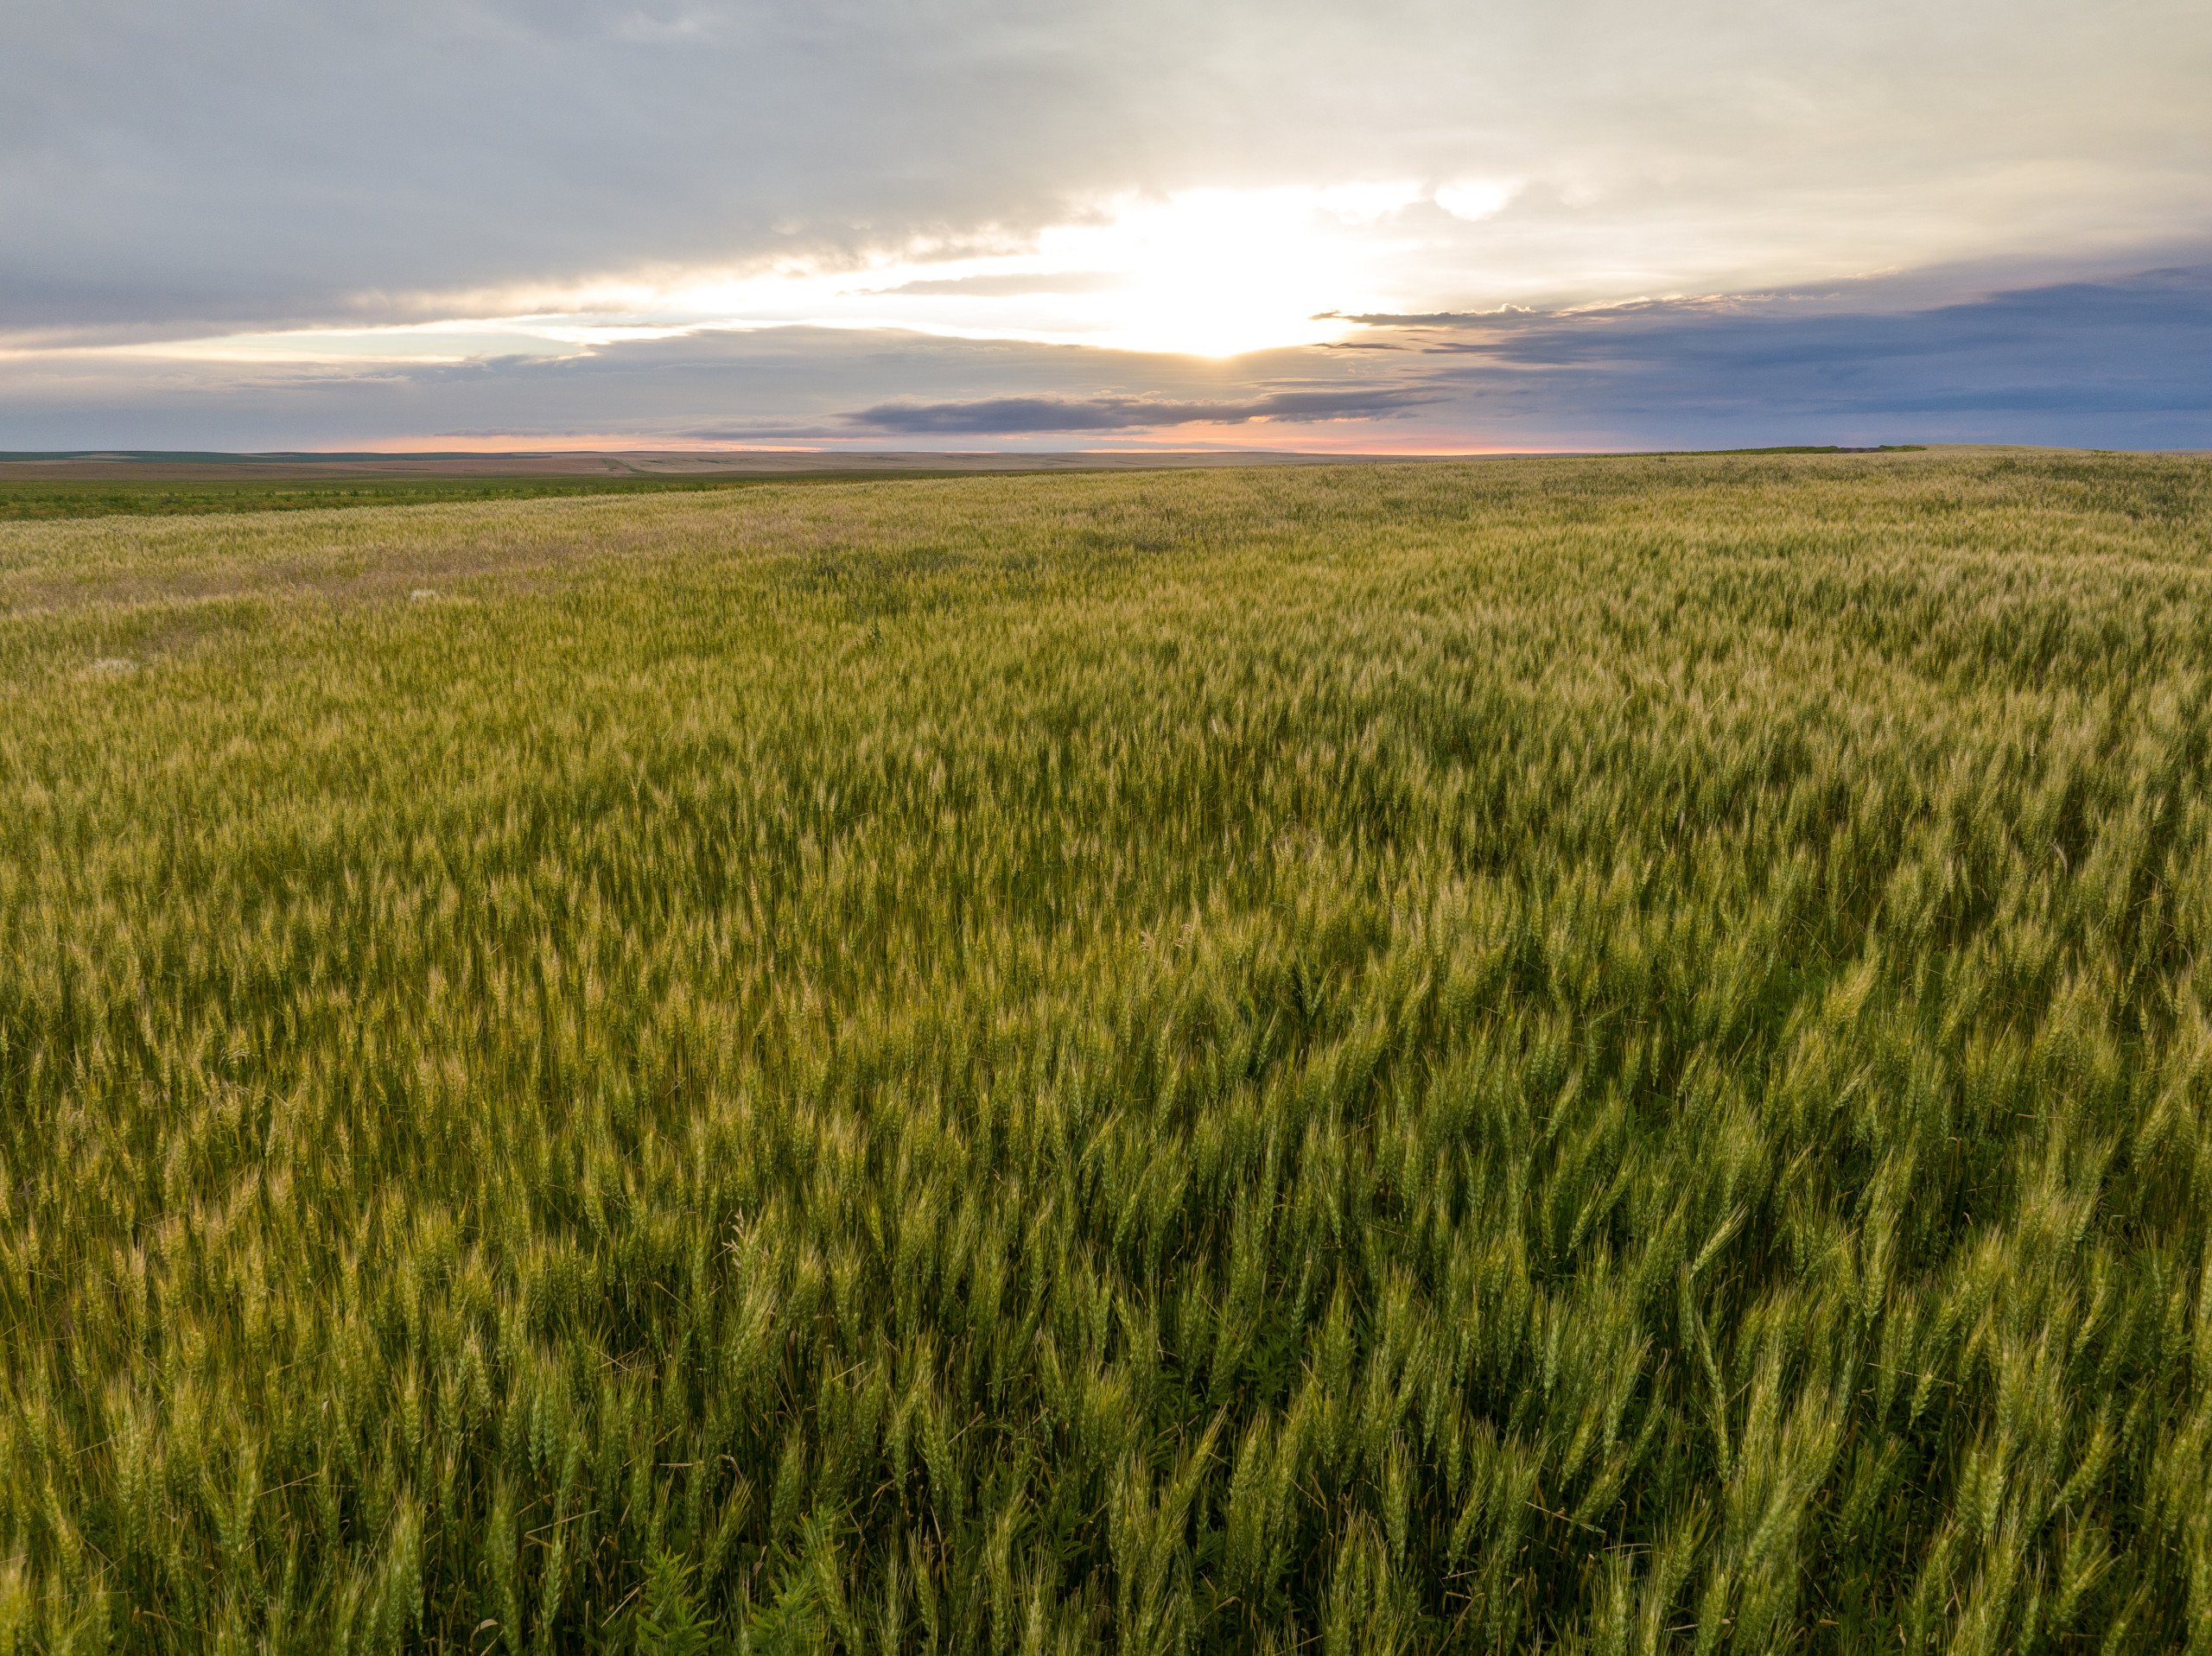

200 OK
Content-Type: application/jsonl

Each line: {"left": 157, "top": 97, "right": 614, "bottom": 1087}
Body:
{"left": 1026, "top": 185, "right": 1420, "bottom": 357}
{"left": 630, "top": 184, "right": 1434, "bottom": 358}
{"left": 105, "top": 181, "right": 1476, "bottom": 369}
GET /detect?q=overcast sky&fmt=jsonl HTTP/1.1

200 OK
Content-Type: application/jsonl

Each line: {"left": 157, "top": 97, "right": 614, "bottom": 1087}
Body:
{"left": 5, "top": 0, "right": 2209, "bottom": 451}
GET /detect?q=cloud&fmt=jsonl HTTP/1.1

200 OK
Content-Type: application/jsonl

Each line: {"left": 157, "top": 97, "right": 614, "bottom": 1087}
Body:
{"left": 870, "top": 272, "right": 1128, "bottom": 299}
{"left": 1425, "top": 266, "right": 2212, "bottom": 377}
{"left": 0, "top": 266, "right": 2205, "bottom": 453}
{"left": 0, "top": 326, "right": 1423, "bottom": 451}
{"left": 845, "top": 386, "right": 1440, "bottom": 434}
{"left": 1332, "top": 307, "right": 1550, "bottom": 329}
{"left": 5, "top": 0, "right": 2209, "bottom": 340}
{"left": 1395, "top": 264, "right": 2212, "bottom": 446}
{"left": 1432, "top": 181, "right": 1516, "bottom": 224}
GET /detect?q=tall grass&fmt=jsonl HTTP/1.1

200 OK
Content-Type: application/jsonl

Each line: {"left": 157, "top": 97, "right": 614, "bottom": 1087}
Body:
{"left": 3, "top": 451, "right": 2210, "bottom": 1651}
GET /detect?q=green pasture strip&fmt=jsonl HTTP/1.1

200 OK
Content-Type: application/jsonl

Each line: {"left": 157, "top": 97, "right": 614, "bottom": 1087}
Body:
{"left": 0, "top": 471, "right": 1006, "bottom": 523}
{"left": 3, "top": 451, "right": 2212, "bottom": 1650}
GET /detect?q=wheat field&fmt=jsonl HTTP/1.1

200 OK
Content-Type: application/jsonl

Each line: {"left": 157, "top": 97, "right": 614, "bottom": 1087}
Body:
{"left": 3, "top": 451, "right": 2211, "bottom": 1652}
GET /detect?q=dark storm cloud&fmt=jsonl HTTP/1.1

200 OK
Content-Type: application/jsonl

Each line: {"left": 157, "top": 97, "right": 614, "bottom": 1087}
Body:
{"left": 847, "top": 386, "right": 1440, "bottom": 434}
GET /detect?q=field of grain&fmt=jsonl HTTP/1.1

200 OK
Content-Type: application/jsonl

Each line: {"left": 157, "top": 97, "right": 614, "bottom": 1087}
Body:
{"left": 3, "top": 452, "right": 2211, "bottom": 1652}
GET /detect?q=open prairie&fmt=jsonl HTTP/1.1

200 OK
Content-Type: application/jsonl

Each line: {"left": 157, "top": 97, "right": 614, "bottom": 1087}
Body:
{"left": 5, "top": 451, "right": 2212, "bottom": 1651}
{"left": 0, "top": 452, "right": 1356, "bottom": 523}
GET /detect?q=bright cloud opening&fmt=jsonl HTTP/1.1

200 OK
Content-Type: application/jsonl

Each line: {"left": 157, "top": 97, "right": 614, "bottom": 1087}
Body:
{"left": 1434, "top": 180, "right": 1517, "bottom": 223}
{"left": 1017, "top": 186, "right": 1421, "bottom": 354}
{"left": 106, "top": 183, "right": 1454, "bottom": 368}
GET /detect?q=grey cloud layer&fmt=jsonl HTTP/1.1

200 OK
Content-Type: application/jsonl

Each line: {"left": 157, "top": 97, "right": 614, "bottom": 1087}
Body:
{"left": 1406, "top": 268, "right": 2212, "bottom": 446}
{"left": 8, "top": 0, "right": 2209, "bottom": 336}
{"left": 5, "top": 266, "right": 2205, "bottom": 452}
{"left": 0, "top": 330, "right": 1386, "bottom": 450}
{"left": 848, "top": 388, "right": 1440, "bottom": 434}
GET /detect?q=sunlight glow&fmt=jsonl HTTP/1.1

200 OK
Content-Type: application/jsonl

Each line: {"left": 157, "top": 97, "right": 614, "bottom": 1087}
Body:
{"left": 111, "top": 181, "right": 1497, "bottom": 367}
{"left": 1016, "top": 186, "right": 1415, "bottom": 354}
{"left": 1434, "top": 180, "right": 1516, "bottom": 223}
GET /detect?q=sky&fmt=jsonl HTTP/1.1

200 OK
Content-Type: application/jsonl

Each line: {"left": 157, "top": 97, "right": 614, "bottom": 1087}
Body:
{"left": 4, "top": 0, "right": 2210, "bottom": 453}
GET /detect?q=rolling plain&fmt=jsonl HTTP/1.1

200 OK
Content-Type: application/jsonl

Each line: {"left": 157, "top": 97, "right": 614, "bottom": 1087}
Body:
{"left": 3, "top": 451, "right": 2211, "bottom": 1651}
